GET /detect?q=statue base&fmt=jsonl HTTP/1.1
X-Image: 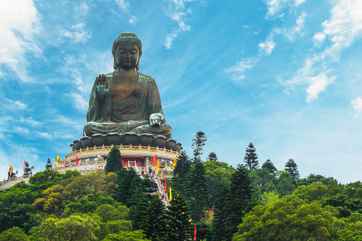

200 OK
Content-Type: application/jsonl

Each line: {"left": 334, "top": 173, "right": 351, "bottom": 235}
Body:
{"left": 57, "top": 134, "right": 182, "bottom": 177}
{"left": 71, "top": 132, "right": 181, "bottom": 152}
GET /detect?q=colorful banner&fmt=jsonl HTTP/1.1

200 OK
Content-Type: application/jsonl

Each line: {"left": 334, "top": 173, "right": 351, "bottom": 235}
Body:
{"left": 168, "top": 185, "right": 172, "bottom": 201}
{"left": 194, "top": 224, "right": 197, "bottom": 241}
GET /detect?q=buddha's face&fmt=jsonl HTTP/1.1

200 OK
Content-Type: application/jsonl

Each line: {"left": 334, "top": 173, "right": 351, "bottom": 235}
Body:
{"left": 115, "top": 42, "right": 140, "bottom": 70}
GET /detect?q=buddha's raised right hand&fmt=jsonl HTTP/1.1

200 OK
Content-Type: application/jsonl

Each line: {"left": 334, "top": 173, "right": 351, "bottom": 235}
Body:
{"left": 95, "top": 74, "right": 109, "bottom": 99}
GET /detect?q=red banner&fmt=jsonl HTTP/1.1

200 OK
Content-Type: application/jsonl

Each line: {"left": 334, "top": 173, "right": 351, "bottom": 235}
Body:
{"left": 194, "top": 224, "right": 197, "bottom": 240}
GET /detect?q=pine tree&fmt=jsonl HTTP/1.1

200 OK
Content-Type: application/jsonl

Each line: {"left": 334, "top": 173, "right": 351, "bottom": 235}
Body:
{"left": 285, "top": 159, "right": 299, "bottom": 183}
{"left": 145, "top": 197, "right": 168, "bottom": 241}
{"left": 189, "top": 161, "right": 208, "bottom": 222}
{"left": 212, "top": 189, "right": 228, "bottom": 241}
{"left": 224, "top": 165, "right": 252, "bottom": 241}
{"left": 173, "top": 151, "right": 191, "bottom": 199}
{"left": 105, "top": 146, "right": 122, "bottom": 173}
{"left": 167, "top": 193, "right": 191, "bottom": 241}
{"left": 129, "top": 191, "right": 150, "bottom": 231}
{"left": 192, "top": 131, "right": 207, "bottom": 162}
{"left": 45, "top": 158, "right": 52, "bottom": 171}
{"left": 244, "top": 143, "right": 258, "bottom": 170}
{"left": 174, "top": 151, "right": 191, "bottom": 178}
{"left": 208, "top": 152, "right": 218, "bottom": 161}
{"left": 261, "top": 159, "right": 277, "bottom": 175}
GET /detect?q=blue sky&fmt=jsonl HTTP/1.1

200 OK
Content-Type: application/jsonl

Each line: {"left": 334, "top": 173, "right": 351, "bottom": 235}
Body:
{"left": 1, "top": 0, "right": 362, "bottom": 182}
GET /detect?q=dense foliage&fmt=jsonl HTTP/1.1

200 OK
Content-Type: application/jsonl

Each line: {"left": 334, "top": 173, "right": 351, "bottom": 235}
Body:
{"left": 0, "top": 136, "right": 361, "bottom": 241}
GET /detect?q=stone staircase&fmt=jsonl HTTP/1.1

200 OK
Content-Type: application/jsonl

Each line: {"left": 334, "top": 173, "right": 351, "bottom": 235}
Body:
{"left": 0, "top": 177, "right": 30, "bottom": 191}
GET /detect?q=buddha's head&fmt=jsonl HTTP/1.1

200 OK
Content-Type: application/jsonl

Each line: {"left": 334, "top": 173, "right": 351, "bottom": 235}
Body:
{"left": 112, "top": 32, "right": 142, "bottom": 71}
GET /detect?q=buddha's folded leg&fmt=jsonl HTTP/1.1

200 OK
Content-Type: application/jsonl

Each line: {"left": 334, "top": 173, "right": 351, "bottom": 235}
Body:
{"left": 84, "top": 121, "right": 149, "bottom": 136}
{"left": 132, "top": 123, "right": 172, "bottom": 138}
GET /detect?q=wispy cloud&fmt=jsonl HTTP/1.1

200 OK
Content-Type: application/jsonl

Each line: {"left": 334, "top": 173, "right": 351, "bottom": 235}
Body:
{"left": 225, "top": 58, "right": 258, "bottom": 82}
{"left": 352, "top": 97, "right": 362, "bottom": 113}
{"left": 164, "top": 0, "right": 196, "bottom": 49}
{"left": 283, "top": 56, "right": 336, "bottom": 102}
{"left": 62, "top": 51, "right": 113, "bottom": 113}
{"left": 265, "top": 0, "right": 306, "bottom": 17}
{"left": 285, "top": 0, "right": 362, "bottom": 102}
{"left": 306, "top": 72, "right": 335, "bottom": 102}
{"left": 0, "top": 98, "right": 28, "bottom": 111}
{"left": 0, "top": 0, "right": 41, "bottom": 81}
{"left": 259, "top": 39, "right": 276, "bottom": 55}
{"left": 115, "top": 0, "right": 137, "bottom": 24}
{"left": 313, "top": 0, "right": 362, "bottom": 59}
{"left": 62, "top": 23, "right": 91, "bottom": 44}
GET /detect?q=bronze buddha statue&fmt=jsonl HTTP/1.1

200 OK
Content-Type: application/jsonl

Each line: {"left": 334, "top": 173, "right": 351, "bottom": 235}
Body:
{"left": 84, "top": 33, "right": 171, "bottom": 138}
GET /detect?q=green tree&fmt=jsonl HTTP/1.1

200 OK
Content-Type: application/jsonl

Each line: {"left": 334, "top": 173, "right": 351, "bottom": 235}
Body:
{"left": 276, "top": 171, "right": 296, "bottom": 195}
{"left": 167, "top": 194, "right": 191, "bottom": 241}
{"left": 0, "top": 186, "right": 39, "bottom": 232}
{"left": 212, "top": 189, "right": 228, "bottom": 241}
{"left": 261, "top": 159, "right": 277, "bottom": 175}
{"left": 224, "top": 165, "right": 252, "bottom": 241}
{"left": 173, "top": 151, "right": 191, "bottom": 178}
{"left": 32, "top": 214, "right": 100, "bottom": 241}
{"left": 204, "top": 159, "right": 235, "bottom": 208}
{"left": 105, "top": 147, "right": 122, "bottom": 173}
{"left": 102, "top": 230, "right": 150, "bottom": 241}
{"left": 244, "top": 143, "right": 258, "bottom": 170}
{"left": 232, "top": 195, "right": 339, "bottom": 241}
{"left": 116, "top": 169, "right": 144, "bottom": 205}
{"left": 129, "top": 192, "right": 151, "bottom": 231}
{"left": 285, "top": 159, "right": 299, "bottom": 183}
{"left": 45, "top": 158, "right": 52, "bottom": 171}
{"left": 0, "top": 227, "right": 30, "bottom": 241}
{"left": 192, "top": 131, "right": 207, "bottom": 162}
{"left": 145, "top": 197, "right": 168, "bottom": 241}
{"left": 173, "top": 152, "right": 192, "bottom": 205}
{"left": 337, "top": 214, "right": 362, "bottom": 241}
{"left": 208, "top": 152, "right": 218, "bottom": 161}
{"left": 95, "top": 204, "right": 129, "bottom": 222}
{"left": 189, "top": 160, "right": 208, "bottom": 222}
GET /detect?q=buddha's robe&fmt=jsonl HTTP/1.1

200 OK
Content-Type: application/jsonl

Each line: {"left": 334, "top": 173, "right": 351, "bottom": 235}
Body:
{"left": 84, "top": 71, "right": 171, "bottom": 137}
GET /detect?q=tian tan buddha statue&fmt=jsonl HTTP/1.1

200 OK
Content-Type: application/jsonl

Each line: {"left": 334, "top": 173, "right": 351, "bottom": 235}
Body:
{"left": 83, "top": 33, "right": 172, "bottom": 138}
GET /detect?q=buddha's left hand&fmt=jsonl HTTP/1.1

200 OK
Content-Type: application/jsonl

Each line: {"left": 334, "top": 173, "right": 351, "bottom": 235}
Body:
{"left": 149, "top": 113, "right": 165, "bottom": 127}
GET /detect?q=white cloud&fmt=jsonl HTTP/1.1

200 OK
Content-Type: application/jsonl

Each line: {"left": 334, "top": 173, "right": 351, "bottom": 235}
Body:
{"left": 63, "top": 23, "right": 91, "bottom": 44}
{"left": 285, "top": 0, "right": 362, "bottom": 102}
{"left": 352, "top": 97, "right": 362, "bottom": 113}
{"left": 317, "top": 0, "right": 362, "bottom": 59}
{"left": 62, "top": 52, "right": 113, "bottom": 113}
{"left": 292, "top": 13, "right": 306, "bottom": 35}
{"left": 116, "top": 0, "right": 128, "bottom": 12}
{"left": 294, "top": 0, "right": 305, "bottom": 7}
{"left": 71, "top": 93, "right": 88, "bottom": 111}
{"left": 225, "top": 59, "right": 258, "bottom": 81}
{"left": 0, "top": 0, "right": 40, "bottom": 81}
{"left": 164, "top": 31, "right": 179, "bottom": 49}
{"left": 79, "top": 2, "right": 89, "bottom": 17}
{"left": 13, "top": 100, "right": 27, "bottom": 110}
{"left": 0, "top": 98, "right": 27, "bottom": 111}
{"left": 259, "top": 40, "right": 276, "bottom": 55}
{"left": 13, "top": 127, "right": 30, "bottom": 136}
{"left": 266, "top": 0, "right": 306, "bottom": 17}
{"left": 284, "top": 55, "right": 335, "bottom": 102}
{"left": 306, "top": 72, "right": 335, "bottom": 102}
{"left": 164, "top": 0, "right": 195, "bottom": 49}
{"left": 313, "top": 32, "right": 326, "bottom": 44}
{"left": 115, "top": 0, "right": 137, "bottom": 24}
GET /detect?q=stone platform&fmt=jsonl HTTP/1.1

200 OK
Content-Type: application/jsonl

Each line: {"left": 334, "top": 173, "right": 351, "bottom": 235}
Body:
{"left": 71, "top": 132, "right": 181, "bottom": 152}
{"left": 57, "top": 143, "right": 181, "bottom": 177}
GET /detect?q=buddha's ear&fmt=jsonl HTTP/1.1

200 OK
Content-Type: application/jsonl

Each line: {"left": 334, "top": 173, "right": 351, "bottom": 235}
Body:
{"left": 136, "top": 52, "right": 142, "bottom": 70}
